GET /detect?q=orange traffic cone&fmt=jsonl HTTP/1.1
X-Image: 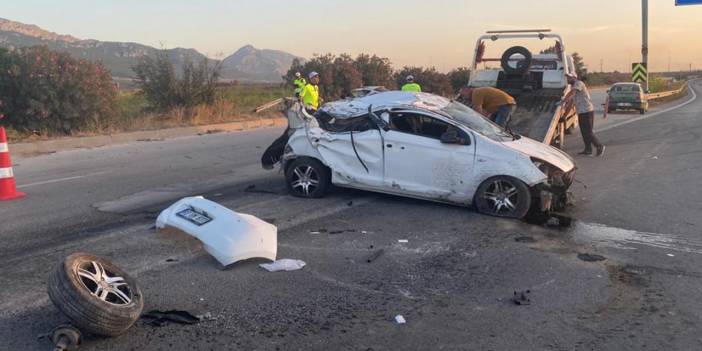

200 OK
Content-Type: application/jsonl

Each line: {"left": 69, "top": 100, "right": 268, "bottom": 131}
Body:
{"left": 0, "top": 127, "right": 25, "bottom": 201}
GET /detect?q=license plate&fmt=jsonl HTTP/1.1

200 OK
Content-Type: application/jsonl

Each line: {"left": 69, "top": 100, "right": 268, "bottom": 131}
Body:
{"left": 176, "top": 208, "right": 212, "bottom": 226}
{"left": 618, "top": 103, "right": 632, "bottom": 107}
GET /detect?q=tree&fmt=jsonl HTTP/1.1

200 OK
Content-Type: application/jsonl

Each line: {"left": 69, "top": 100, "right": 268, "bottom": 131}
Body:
{"left": 395, "top": 66, "right": 453, "bottom": 97}
{"left": 354, "top": 54, "right": 396, "bottom": 89}
{"left": 284, "top": 53, "right": 364, "bottom": 101}
{"left": 571, "top": 52, "right": 588, "bottom": 80}
{"left": 132, "top": 50, "right": 221, "bottom": 110}
{"left": 0, "top": 46, "right": 117, "bottom": 134}
{"left": 447, "top": 67, "right": 471, "bottom": 93}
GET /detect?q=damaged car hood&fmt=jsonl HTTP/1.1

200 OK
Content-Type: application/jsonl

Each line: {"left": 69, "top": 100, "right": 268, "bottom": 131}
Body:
{"left": 501, "top": 136, "right": 575, "bottom": 172}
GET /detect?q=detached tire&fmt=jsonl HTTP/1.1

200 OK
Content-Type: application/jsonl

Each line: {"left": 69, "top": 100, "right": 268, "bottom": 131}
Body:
{"left": 285, "top": 157, "right": 331, "bottom": 198}
{"left": 501, "top": 46, "right": 533, "bottom": 75}
{"left": 474, "top": 176, "right": 531, "bottom": 219}
{"left": 48, "top": 253, "right": 144, "bottom": 336}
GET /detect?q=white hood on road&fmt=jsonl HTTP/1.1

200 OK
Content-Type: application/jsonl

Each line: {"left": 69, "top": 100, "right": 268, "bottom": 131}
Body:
{"left": 502, "top": 137, "right": 575, "bottom": 172}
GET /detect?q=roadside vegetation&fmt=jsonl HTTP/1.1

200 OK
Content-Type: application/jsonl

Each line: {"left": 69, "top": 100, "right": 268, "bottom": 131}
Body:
{"left": 0, "top": 46, "right": 691, "bottom": 142}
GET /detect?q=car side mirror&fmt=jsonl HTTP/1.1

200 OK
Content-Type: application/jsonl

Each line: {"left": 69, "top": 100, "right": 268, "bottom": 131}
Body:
{"left": 440, "top": 130, "right": 460, "bottom": 144}
{"left": 380, "top": 112, "right": 390, "bottom": 124}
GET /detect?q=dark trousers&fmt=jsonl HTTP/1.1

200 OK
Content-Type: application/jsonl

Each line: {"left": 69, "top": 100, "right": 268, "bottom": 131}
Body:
{"left": 578, "top": 111, "right": 602, "bottom": 152}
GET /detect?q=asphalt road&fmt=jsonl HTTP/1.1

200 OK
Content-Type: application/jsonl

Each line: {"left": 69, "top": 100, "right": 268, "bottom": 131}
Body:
{"left": 1, "top": 82, "right": 701, "bottom": 350}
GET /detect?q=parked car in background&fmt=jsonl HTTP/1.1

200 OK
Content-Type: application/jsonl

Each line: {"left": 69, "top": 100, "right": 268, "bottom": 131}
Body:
{"left": 607, "top": 82, "right": 648, "bottom": 114}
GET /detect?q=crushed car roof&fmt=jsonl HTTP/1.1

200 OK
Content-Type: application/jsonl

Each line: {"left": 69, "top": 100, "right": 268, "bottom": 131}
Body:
{"left": 321, "top": 91, "right": 452, "bottom": 118}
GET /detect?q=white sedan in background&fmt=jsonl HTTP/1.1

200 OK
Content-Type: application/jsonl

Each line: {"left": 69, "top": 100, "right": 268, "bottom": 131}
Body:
{"left": 263, "top": 91, "right": 575, "bottom": 219}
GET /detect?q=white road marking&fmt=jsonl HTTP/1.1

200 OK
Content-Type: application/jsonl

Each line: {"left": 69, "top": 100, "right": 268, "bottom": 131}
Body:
{"left": 596, "top": 80, "right": 699, "bottom": 133}
{"left": 17, "top": 171, "right": 110, "bottom": 189}
{"left": 0, "top": 142, "right": 8, "bottom": 152}
{"left": 574, "top": 222, "right": 702, "bottom": 255}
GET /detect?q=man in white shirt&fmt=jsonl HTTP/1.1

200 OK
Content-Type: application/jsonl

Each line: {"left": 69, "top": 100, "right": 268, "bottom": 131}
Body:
{"left": 564, "top": 73, "right": 605, "bottom": 156}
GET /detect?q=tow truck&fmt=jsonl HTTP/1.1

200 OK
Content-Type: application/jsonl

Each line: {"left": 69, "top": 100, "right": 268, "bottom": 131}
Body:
{"left": 467, "top": 29, "right": 579, "bottom": 148}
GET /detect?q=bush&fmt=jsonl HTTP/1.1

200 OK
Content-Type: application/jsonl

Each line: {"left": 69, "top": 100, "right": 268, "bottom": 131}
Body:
{"left": 132, "top": 50, "right": 221, "bottom": 110}
{"left": 395, "top": 66, "right": 453, "bottom": 96}
{"left": 0, "top": 46, "right": 118, "bottom": 134}
{"left": 448, "top": 67, "right": 471, "bottom": 93}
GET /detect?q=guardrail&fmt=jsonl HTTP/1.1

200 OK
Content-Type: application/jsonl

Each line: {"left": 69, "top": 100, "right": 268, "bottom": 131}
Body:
{"left": 647, "top": 81, "right": 689, "bottom": 100}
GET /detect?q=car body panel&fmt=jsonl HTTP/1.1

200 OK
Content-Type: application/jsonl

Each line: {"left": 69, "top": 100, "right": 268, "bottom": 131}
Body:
{"left": 156, "top": 197, "right": 277, "bottom": 267}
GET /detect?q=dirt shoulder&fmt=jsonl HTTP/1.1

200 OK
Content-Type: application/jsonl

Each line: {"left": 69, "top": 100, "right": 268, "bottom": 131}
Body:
{"left": 9, "top": 115, "right": 287, "bottom": 158}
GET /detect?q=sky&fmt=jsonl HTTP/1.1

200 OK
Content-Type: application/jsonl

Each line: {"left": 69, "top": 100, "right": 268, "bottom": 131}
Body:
{"left": 4, "top": 0, "right": 702, "bottom": 73}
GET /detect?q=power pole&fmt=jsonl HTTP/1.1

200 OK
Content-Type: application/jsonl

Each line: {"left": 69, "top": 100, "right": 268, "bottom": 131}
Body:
{"left": 600, "top": 59, "right": 604, "bottom": 73}
{"left": 642, "top": 0, "right": 649, "bottom": 91}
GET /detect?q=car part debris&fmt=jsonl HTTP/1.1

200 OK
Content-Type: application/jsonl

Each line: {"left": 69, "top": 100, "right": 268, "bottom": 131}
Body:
{"left": 47, "top": 253, "right": 144, "bottom": 337}
{"left": 156, "top": 196, "right": 277, "bottom": 267}
{"left": 141, "top": 310, "right": 201, "bottom": 327}
{"left": 366, "top": 249, "right": 384, "bottom": 263}
{"left": 512, "top": 290, "right": 531, "bottom": 305}
{"left": 398, "top": 239, "right": 409, "bottom": 243}
{"left": 394, "top": 315, "right": 406, "bottom": 324}
{"left": 50, "top": 325, "right": 82, "bottom": 351}
{"left": 514, "top": 236, "right": 536, "bottom": 243}
{"left": 577, "top": 253, "right": 606, "bottom": 262}
{"left": 259, "top": 259, "right": 306, "bottom": 272}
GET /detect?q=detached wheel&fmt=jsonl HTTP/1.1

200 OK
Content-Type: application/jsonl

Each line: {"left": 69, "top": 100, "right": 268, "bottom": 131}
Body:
{"left": 474, "top": 176, "right": 531, "bottom": 219}
{"left": 48, "top": 253, "right": 144, "bottom": 336}
{"left": 285, "top": 158, "right": 330, "bottom": 198}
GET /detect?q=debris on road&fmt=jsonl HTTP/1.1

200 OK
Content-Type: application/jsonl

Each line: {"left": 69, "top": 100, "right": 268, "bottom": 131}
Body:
{"left": 365, "top": 249, "right": 384, "bottom": 263}
{"left": 48, "top": 253, "right": 144, "bottom": 337}
{"left": 49, "top": 325, "right": 82, "bottom": 351}
{"left": 577, "top": 253, "right": 606, "bottom": 262}
{"left": 260, "top": 259, "right": 307, "bottom": 272}
{"left": 141, "top": 310, "right": 201, "bottom": 327}
{"left": 398, "top": 239, "right": 409, "bottom": 243}
{"left": 512, "top": 290, "right": 531, "bottom": 305}
{"left": 394, "top": 315, "right": 406, "bottom": 324}
{"left": 667, "top": 253, "right": 675, "bottom": 257}
{"left": 243, "top": 184, "right": 279, "bottom": 195}
{"left": 515, "top": 236, "right": 537, "bottom": 243}
{"left": 156, "top": 196, "right": 277, "bottom": 267}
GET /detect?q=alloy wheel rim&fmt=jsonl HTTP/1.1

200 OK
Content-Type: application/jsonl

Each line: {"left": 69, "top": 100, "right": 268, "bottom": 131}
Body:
{"left": 76, "top": 261, "right": 132, "bottom": 305}
{"left": 483, "top": 180, "right": 519, "bottom": 215}
{"left": 291, "top": 165, "right": 319, "bottom": 196}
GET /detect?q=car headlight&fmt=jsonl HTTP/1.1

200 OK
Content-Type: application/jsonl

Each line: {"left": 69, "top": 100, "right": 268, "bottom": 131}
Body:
{"left": 531, "top": 158, "right": 550, "bottom": 174}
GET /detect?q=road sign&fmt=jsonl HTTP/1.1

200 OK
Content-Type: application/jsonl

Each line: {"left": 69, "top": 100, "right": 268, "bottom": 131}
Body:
{"left": 676, "top": 0, "right": 702, "bottom": 5}
{"left": 632, "top": 63, "right": 648, "bottom": 83}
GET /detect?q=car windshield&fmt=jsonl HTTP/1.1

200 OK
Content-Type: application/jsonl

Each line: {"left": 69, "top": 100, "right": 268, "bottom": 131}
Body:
{"left": 441, "top": 101, "right": 511, "bottom": 141}
{"left": 612, "top": 85, "right": 640, "bottom": 92}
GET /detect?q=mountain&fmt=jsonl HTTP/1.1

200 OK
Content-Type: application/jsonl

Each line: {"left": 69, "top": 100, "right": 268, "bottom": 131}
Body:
{"left": 220, "top": 45, "right": 302, "bottom": 82}
{"left": 0, "top": 18, "right": 301, "bottom": 82}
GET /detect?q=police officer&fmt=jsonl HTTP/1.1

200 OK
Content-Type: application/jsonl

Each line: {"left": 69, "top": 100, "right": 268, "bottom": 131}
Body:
{"left": 300, "top": 71, "right": 321, "bottom": 112}
{"left": 401, "top": 75, "right": 421, "bottom": 92}
{"left": 293, "top": 72, "right": 306, "bottom": 97}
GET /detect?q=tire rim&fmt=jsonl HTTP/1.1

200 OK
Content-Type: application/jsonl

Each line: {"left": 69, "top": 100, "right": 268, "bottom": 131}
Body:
{"left": 291, "top": 165, "right": 319, "bottom": 196}
{"left": 483, "top": 179, "right": 520, "bottom": 215}
{"left": 76, "top": 261, "right": 133, "bottom": 305}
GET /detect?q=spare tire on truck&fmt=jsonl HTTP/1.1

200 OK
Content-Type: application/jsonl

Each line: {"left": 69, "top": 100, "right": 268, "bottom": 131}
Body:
{"left": 501, "top": 46, "right": 533, "bottom": 75}
{"left": 48, "top": 253, "right": 144, "bottom": 336}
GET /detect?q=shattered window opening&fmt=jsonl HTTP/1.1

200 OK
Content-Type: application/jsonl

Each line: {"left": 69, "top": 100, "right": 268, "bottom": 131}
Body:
{"left": 389, "top": 112, "right": 461, "bottom": 140}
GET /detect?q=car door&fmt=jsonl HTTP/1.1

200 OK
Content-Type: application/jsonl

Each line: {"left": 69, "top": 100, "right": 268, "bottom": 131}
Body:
{"left": 315, "top": 115, "right": 384, "bottom": 188}
{"left": 383, "top": 111, "right": 475, "bottom": 202}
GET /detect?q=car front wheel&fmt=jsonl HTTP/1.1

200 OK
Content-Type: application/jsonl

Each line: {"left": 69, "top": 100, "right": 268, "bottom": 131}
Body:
{"left": 285, "top": 158, "right": 331, "bottom": 198}
{"left": 474, "top": 176, "right": 531, "bottom": 219}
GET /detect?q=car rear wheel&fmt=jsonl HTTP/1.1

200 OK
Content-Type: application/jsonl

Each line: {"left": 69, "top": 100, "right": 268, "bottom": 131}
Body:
{"left": 285, "top": 158, "right": 331, "bottom": 198}
{"left": 474, "top": 176, "right": 531, "bottom": 219}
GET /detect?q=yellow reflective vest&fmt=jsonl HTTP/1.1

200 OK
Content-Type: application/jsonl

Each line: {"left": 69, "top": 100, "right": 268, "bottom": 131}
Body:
{"left": 401, "top": 83, "right": 422, "bottom": 92}
{"left": 293, "top": 78, "right": 306, "bottom": 95}
{"left": 300, "top": 83, "right": 320, "bottom": 109}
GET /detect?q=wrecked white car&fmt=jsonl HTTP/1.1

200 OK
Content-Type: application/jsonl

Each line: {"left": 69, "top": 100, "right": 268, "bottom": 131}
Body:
{"left": 262, "top": 92, "right": 575, "bottom": 219}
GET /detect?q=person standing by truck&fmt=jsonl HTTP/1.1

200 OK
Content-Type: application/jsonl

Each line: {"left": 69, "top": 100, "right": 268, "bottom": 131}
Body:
{"left": 459, "top": 87, "right": 516, "bottom": 128}
{"left": 564, "top": 73, "right": 605, "bottom": 157}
